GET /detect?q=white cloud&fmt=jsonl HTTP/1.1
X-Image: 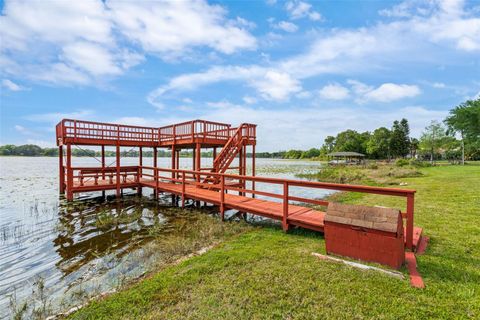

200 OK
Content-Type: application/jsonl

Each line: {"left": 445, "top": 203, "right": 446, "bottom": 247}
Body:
{"left": 26, "top": 139, "right": 54, "bottom": 148}
{"left": 108, "top": 0, "right": 256, "bottom": 56}
{"left": 346, "top": 80, "right": 421, "bottom": 102}
{"left": 285, "top": 1, "right": 322, "bottom": 21}
{"left": 14, "top": 125, "right": 39, "bottom": 137}
{"left": 0, "top": 0, "right": 256, "bottom": 86}
{"left": 112, "top": 116, "right": 159, "bottom": 127}
{"left": 379, "top": 0, "right": 434, "bottom": 18}
{"left": 243, "top": 96, "right": 258, "bottom": 104}
{"left": 273, "top": 21, "right": 298, "bottom": 32}
{"left": 278, "top": 1, "right": 480, "bottom": 81}
{"left": 347, "top": 79, "right": 373, "bottom": 96}
{"left": 206, "top": 100, "right": 242, "bottom": 109}
{"left": 363, "top": 83, "right": 421, "bottom": 102}
{"left": 250, "top": 70, "right": 301, "bottom": 101}
{"left": 432, "top": 82, "right": 446, "bottom": 88}
{"left": 0, "top": 0, "right": 120, "bottom": 84}
{"left": 140, "top": 0, "right": 478, "bottom": 108}
{"left": 25, "top": 110, "right": 94, "bottom": 124}
{"left": 1, "top": 79, "right": 26, "bottom": 91}
{"left": 406, "top": 0, "right": 480, "bottom": 52}
{"left": 318, "top": 84, "right": 350, "bottom": 100}
{"left": 296, "top": 91, "right": 312, "bottom": 99}
{"left": 147, "top": 65, "right": 302, "bottom": 104}
{"left": 61, "top": 42, "right": 123, "bottom": 76}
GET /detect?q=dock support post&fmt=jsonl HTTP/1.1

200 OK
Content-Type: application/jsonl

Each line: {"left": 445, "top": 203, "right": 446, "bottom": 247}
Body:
{"left": 59, "top": 145, "right": 65, "bottom": 194}
{"left": 176, "top": 149, "right": 180, "bottom": 179}
{"left": 220, "top": 175, "right": 225, "bottom": 221}
{"left": 138, "top": 146, "right": 143, "bottom": 196}
{"left": 238, "top": 145, "right": 243, "bottom": 196}
{"left": 282, "top": 182, "right": 290, "bottom": 232}
{"left": 101, "top": 145, "right": 105, "bottom": 199}
{"left": 66, "top": 144, "right": 73, "bottom": 201}
{"left": 252, "top": 144, "right": 256, "bottom": 198}
{"left": 116, "top": 144, "right": 121, "bottom": 199}
{"left": 171, "top": 145, "right": 176, "bottom": 205}
{"left": 171, "top": 146, "right": 176, "bottom": 180}
{"left": 153, "top": 147, "right": 158, "bottom": 199}
{"left": 195, "top": 143, "right": 201, "bottom": 207}
{"left": 242, "top": 144, "right": 247, "bottom": 190}
{"left": 406, "top": 193, "right": 414, "bottom": 250}
{"left": 195, "top": 143, "right": 201, "bottom": 178}
{"left": 155, "top": 167, "right": 159, "bottom": 201}
{"left": 181, "top": 173, "right": 186, "bottom": 208}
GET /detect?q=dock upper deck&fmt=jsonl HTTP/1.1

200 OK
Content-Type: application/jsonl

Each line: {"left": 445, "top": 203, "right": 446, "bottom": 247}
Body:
{"left": 56, "top": 119, "right": 256, "bottom": 148}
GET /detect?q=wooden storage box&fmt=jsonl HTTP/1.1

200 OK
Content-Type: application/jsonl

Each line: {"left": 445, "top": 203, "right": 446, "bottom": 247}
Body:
{"left": 324, "top": 202, "right": 405, "bottom": 269}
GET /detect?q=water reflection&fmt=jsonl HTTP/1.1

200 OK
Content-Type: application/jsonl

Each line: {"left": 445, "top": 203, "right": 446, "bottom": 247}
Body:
{"left": 53, "top": 196, "right": 167, "bottom": 276}
{"left": 0, "top": 157, "right": 328, "bottom": 319}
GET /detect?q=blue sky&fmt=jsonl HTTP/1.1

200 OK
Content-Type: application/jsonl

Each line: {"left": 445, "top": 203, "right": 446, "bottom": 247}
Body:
{"left": 1, "top": 0, "right": 479, "bottom": 151}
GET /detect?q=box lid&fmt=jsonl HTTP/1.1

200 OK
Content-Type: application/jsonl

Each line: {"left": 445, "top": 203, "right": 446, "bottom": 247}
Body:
{"left": 325, "top": 202, "right": 402, "bottom": 233}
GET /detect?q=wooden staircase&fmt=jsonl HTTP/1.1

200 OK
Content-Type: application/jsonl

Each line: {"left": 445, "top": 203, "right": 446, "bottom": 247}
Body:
{"left": 203, "top": 124, "right": 253, "bottom": 184}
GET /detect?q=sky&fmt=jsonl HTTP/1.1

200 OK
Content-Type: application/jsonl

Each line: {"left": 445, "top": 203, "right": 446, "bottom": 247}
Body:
{"left": 0, "top": 0, "right": 479, "bottom": 151}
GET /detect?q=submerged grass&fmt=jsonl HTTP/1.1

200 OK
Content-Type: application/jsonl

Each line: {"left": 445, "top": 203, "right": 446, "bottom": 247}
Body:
{"left": 69, "top": 165, "right": 479, "bottom": 319}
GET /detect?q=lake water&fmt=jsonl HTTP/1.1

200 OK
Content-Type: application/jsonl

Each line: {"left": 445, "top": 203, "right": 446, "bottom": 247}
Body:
{"left": 0, "top": 157, "right": 329, "bottom": 319}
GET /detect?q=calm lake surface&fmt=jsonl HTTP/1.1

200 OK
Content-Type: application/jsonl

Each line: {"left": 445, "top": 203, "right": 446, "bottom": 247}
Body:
{"left": 0, "top": 157, "right": 329, "bottom": 319}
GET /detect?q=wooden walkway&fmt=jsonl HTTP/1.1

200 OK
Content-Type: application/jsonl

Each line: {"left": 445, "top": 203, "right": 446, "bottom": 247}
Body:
{"left": 69, "top": 166, "right": 423, "bottom": 250}
{"left": 71, "top": 176, "right": 423, "bottom": 249}
{"left": 140, "top": 178, "right": 326, "bottom": 232}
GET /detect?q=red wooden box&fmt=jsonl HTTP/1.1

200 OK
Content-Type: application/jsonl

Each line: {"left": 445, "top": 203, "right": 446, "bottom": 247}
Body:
{"left": 324, "top": 203, "right": 405, "bottom": 269}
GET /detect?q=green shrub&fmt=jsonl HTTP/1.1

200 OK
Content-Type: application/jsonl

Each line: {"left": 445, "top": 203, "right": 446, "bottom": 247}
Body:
{"left": 366, "top": 162, "right": 378, "bottom": 169}
{"left": 409, "top": 159, "right": 432, "bottom": 168}
{"left": 395, "top": 159, "right": 409, "bottom": 167}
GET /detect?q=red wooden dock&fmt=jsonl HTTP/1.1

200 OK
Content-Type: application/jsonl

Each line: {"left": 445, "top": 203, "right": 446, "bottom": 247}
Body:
{"left": 56, "top": 118, "right": 426, "bottom": 284}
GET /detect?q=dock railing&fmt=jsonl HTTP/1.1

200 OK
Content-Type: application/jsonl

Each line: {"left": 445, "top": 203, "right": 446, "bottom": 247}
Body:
{"left": 158, "top": 120, "right": 233, "bottom": 144}
{"left": 56, "top": 119, "right": 252, "bottom": 146}
{"left": 65, "top": 166, "right": 140, "bottom": 187}
{"left": 139, "top": 166, "right": 416, "bottom": 250}
{"left": 62, "top": 164, "right": 415, "bottom": 250}
{"left": 56, "top": 119, "right": 158, "bottom": 146}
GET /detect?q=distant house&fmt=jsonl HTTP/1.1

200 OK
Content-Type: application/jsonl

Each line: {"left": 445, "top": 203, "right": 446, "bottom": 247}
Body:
{"left": 327, "top": 151, "right": 365, "bottom": 165}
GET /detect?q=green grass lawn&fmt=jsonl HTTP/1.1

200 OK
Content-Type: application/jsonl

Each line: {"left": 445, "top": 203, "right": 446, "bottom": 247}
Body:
{"left": 69, "top": 165, "right": 480, "bottom": 319}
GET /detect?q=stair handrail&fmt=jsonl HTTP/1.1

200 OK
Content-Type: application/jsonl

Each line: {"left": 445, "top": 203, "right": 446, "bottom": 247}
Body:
{"left": 213, "top": 123, "right": 248, "bottom": 171}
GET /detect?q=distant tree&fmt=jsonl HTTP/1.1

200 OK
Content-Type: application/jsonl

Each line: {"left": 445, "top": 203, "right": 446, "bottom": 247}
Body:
{"left": 323, "top": 136, "right": 336, "bottom": 153}
{"left": 409, "top": 138, "right": 419, "bottom": 158}
{"left": 72, "top": 148, "right": 95, "bottom": 157}
{"left": 284, "top": 149, "right": 303, "bottom": 159}
{"left": 366, "top": 127, "right": 391, "bottom": 159}
{"left": 444, "top": 99, "right": 480, "bottom": 164}
{"left": 420, "top": 120, "right": 447, "bottom": 164}
{"left": 42, "top": 148, "right": 58, "bottom": 156}
{"left": 15, "top": 144, "right": 43, "bottom": 156}
{"left": 334, "top": 130, "right": 369, "bottom": 154}
{"left": 0, "top": 144, "right": 17, "bottom": 155}
{"left": 390, "top": 119, "right": 410, "bottom": 158}
{"left": 301, "top": 148, "right": 321, "bottom": 159}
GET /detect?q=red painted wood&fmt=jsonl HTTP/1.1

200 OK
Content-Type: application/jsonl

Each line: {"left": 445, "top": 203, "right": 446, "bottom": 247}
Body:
{"left": 324, "top": 218, "right": 405, "bottom": 270}
{"left": 405, "top": 252, "right": 425, "bottom": 288}
{"left": 58, "top": 117, "right": 423, "bottom": 278}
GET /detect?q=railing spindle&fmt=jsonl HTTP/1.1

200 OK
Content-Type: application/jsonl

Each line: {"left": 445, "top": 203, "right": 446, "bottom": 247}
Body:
{"left": 282, "top": 182, "right": 289, "bottom": 232}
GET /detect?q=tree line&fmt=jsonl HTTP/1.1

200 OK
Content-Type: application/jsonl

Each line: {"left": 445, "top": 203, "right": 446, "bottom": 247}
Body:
{"left": 258, "top": 98, "right": 479, "bottom": 162}
{"left": 0, "top": 145, "right": 220, "bottom": 158}
{"left": 2, "top": 99, "right": 478, "bottom": 161}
